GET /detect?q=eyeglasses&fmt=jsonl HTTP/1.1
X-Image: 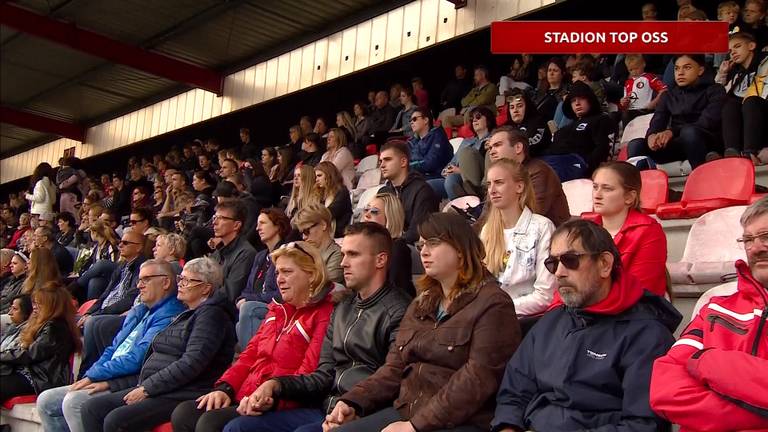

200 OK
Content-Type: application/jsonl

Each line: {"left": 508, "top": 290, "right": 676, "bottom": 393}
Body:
{"left": 212, "top": 214, "right": 236, "bottom": 223}
{"left": 119, "top": 240, "right": 142, "bottom": 246}
{"left": 737, "top": 232, "right": 768, "bottom": 249}
{"left": 363, "top": 206, "right": 381, "bottom": 216}
{"left": 409, "top": 115, "right": 424, "bottom": 123}
{"left": 300, "top": 223, "right": 318, "bottom": 237}
{"left": 544, "top": 252, "right": 599, "bottom": 274}
{"left": 138, "top": 274, "right": 168, "bottom": 285}
{"left": 129, "top": 218, "right": 146, "bottom": 225}
{"left": 281, "top": 241, "right": 314, "bottom": 259}
{"left": 415, "top": 237, "right": 443, "bottom": 252}
{"left": 176, "top": 275, "right": 205, "bottom": 287}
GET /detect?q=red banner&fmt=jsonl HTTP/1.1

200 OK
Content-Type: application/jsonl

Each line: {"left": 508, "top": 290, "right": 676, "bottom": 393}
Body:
{"left": 491, "top": 21, "right": 729, "bottom": 54}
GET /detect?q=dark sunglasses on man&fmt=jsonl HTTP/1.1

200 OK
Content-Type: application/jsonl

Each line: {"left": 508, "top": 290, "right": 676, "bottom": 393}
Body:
{"left": 544, "top": 252, "right": 600, "bottom": 274}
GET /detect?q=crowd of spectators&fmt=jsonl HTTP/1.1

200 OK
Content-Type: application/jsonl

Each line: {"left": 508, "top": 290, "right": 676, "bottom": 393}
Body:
{"left": 0, "top": 1, "right": 767, "bottom": 431}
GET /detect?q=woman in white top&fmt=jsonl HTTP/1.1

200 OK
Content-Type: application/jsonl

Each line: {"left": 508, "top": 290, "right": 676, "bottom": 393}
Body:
{"left": 320, "top": 128, "right": 355, "bottom": 190}
{"left": 26, "top": 162, "right": 57, "bottom": 219}
{"left": 480, "top": 158, "right": 555, "bottom": 317}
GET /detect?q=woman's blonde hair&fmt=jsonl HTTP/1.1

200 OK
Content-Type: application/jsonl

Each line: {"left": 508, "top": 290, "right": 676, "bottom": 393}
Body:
{"left": 370, "top": 193, "right": 405, "bottom": 239}
{"left": 22, "top": 281, "right": 81, "bottom": 352}
{"left": 480, "top": 159, "right": 536, "bottom": 276}
{"left": 157, "top": 233, "right": 187, "bottom": 260}
{"left": 22, "top": 248, "right": 62, "bottom": 294}
{"left": 336, "top": 111, "right": 357, "bottom": 139}
{"left": 327, "top": 127, "right": 348, "bottom": 150}
{"left": 90, "top": 220, "right": 119, "bottom": 248}
{"left": 271, "top": 241, "right": 329, "bottom": 302}
{"left": 313, "top": 162, "right": 345, "bottom": 207}
{"left": 286, "top": 165, "right": 318, "bottom": 218}
{"left": 294, "top": 203, "right": 334, "bottom": 237}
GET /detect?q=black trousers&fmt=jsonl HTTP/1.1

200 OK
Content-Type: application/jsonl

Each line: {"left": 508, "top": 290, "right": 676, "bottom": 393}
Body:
{"left": 171, "top": 399, "right": 240, "bottom": 432}
{"left": 334, "top": 407, "right": 484, "bottom": 432}
{"left": 80, "top": 388, "right": 180, "bottom": 432}
{"left": 743, "top": 96, "right": 768, "bottom": 154}
{"left": 79, "top": 315, "right": 125, "bottom": 379}
{"left": 0, "top": 372, "right": 35, "bottom": 401}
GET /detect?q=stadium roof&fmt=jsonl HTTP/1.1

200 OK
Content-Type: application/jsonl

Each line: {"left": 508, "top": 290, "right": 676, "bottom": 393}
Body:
{"left": 0, "top": 0, "right": 411, "bottom": 157}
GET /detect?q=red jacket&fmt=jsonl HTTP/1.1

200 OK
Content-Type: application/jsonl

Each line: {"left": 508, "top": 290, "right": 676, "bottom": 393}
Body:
{"left": 595, "top": 209, "right": 667, "bottom": 297}
{"left": 650, "top": 260, "right": 768, "bottom": 431}
{"left": 216, "top": 293, "right": 334, "bottom": 402}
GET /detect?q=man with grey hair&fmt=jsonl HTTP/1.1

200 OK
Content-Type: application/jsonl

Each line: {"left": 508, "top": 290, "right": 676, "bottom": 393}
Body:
{"left": 37, "top": 260, "right": 186, "bottom": 432}
{"left": 493, "top": 219, "right": 680, "bottom": 432}
{"left": 650, "top": 197, "right": 768, "bottom": 431}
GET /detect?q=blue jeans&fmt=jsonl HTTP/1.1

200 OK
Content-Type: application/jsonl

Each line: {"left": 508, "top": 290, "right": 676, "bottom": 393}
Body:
{"left": 427, "top": 174, "right": 463, "bottom": 201}
{"left": 236, "top": 301, "right": 269, "bottom": 347}
{"left": 77, "top": 260, "right": 117, "bottom": 300}
{"left": 37, "top": 384, "right": 110, "bottom": 432}
{"left": 539, "top": 154, "right": 589, "bottom": 182}
{"left": 553, "top": 101, "right": 574, "bottom": 129}
{"left": 223, "top": 408, "right": 325, "bottom": 432}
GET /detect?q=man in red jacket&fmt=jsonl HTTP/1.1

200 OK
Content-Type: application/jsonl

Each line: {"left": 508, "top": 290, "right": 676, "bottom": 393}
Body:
{"left": 650, "top": 197, "right": 768, "bottom": 431}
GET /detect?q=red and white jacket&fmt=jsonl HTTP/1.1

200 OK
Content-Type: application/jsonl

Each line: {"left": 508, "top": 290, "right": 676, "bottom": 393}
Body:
{"left": 216, "top": 293, "right": 334, "bottom": 402}
{"left": 650, "top": 260, "right": 768, "bottom": 431}
{"left": 622, "top": 73, "right": 668, "bottom": 111}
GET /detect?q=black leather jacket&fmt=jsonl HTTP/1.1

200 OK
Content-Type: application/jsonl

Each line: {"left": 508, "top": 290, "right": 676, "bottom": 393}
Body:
{"left": 0, "top": 318, "right": 76, "bottom": 393}
{"left": 275, "top": 282, "right": 411, "bottom": 413}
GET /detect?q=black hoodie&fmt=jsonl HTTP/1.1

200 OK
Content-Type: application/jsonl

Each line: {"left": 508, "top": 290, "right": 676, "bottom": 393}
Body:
{"left": 380, "top": 171, "right": 439, "bottom": 244}
{"left": 506, "top": 92, "right": 552, "bottom": 156}
{"left": 646, "top": 80, "right": 726, "bottom": 138}
{"left": 544, "top": 82, "right": 614, "bottom": 173}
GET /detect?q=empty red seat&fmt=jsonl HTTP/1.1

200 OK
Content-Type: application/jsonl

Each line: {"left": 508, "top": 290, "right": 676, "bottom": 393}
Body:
{"left": 617, "top": 146, "right": 628, "bottom": 161}
{"left": 1, "top": 395, "right": 37, "bottom": 410}
{"left": 655, "top": 158, "right": 754, "bottom": 220}
{"left": 78, "top": 299, "right": 98, "bottom": 316}
{"left": 152, "top": 422, "right": 173, "bottom": 432}
{"left": 640, "top": 169, "right": 669, "bottom": 214}
{"left": 365, "top": 144, "right": 378, "bottom": 156}
{"left": 457, "top": 124, "right": 474, "bottom": 138}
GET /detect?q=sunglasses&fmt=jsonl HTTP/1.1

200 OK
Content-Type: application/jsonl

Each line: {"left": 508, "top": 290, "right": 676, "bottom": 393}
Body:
{"left": 543, "top": 252, "right": 599, "bottom": 274}
{"left": 363, "top": 206, "right": 381, "bottom": 216}
{"left": 119, "top": 240, "right": 142, "bottom": 246}
{"left": 409, "top": 115, "right": 424, "bottom": 123}
{"left": 129, "top": 218, "right": 146, "bottom": 225}
{"left": 300, "top": 223, "right": 318, "bottom": 237}
{"left": 281, "top": 241, "right": 314, "bottom": 259}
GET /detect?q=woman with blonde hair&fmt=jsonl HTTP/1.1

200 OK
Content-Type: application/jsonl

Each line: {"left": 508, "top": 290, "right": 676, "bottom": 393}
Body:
{"left": 320, "top": 128, "right": 355, "bottom": 190}
{"left": 313, "top": 162, "right": 352, "bottom": 238}
{"left": 285, "top": 165, "right": 317, "bottom": 220}
{"left": 480, "top": 158, "right": 556, "bottom": 317}
{"left": 1, "top": 281, "right": 80, "bottom": 401}
{"left": 362, "top": 193, "right": 414, "bottom": 297}
{"left": 335, "top": 111, "right": 357, "bottom": 144}
{"left": 324, "top": 213, "right": 520, "bottom": 432}
{"left": 22, "top": 248, "right": 62, "bottom": 295}
{"left": 293, "top": 204, "right": 343, "bottom": 284}
{"left": 171, "top": 241, "right": 335, "bottom": 432}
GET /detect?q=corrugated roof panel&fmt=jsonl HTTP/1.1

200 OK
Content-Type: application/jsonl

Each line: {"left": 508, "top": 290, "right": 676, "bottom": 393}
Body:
{"left": 0, "top": 124, "right": 54, "bottom": 154}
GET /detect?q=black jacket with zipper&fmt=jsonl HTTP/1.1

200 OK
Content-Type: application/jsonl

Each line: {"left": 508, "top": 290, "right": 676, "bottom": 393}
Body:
{"left": 380, "top": 171, "right": 439, "bottom": 244}
{"left": 274, "top": 282, "right": 411, "bottom": 413}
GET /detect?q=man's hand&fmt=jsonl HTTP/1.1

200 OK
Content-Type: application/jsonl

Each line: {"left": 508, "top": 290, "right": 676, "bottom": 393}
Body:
{"left": 656, "top": 130, "right": 673, "bottom": 147}
{"left": 322, "top": 401, "right": 358, "bottom": 431}
{"left": 236, "top": 298, "right": 247, "bottom": 310}
{"left": 249, "top": 379, "right": 279, "bottom": 412}
{"left": 84, "top": 381, "right": 109, "bottom": 395}
{"left": 207, "top": 237, "right": 222, "bottom": 250}
{"left": 718, "top": 59, "right": 732, "bottom": 78}
{"left": 196, "top": 390, "right": 231, "bottom": 411}
{"left": 123, "top": 386, "right": 148, "bottom": 405}
{"left": 70, "top": 377, "right": 92, "bottom": 391}
{"left": 382, "top": 421, "right": 417, "bottom": 432}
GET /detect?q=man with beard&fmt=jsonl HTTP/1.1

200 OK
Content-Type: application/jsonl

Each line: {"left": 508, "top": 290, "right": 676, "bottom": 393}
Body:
{"left": 492, "top": 219, "right": 680, "bottom": 432}
{"left": 650, "top": 197, "right": 768, "bottom": 431}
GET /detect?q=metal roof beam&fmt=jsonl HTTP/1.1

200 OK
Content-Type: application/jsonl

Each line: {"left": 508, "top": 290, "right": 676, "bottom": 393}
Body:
{"left": 0, "top": 106, "right": 85, "bottom": 142}
{"left": 0, "top": 3, "right": 223, "bottom": 94}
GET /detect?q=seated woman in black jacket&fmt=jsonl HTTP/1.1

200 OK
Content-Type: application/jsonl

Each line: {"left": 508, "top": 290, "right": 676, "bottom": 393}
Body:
{"left": 1, "top": 281, "right": 81, "bottom": 402}
{"left": 313, "top": 162, "right": 352, "bottom": 238}
{"left": 80, "top": 257, "right": 236, "bottom": 432}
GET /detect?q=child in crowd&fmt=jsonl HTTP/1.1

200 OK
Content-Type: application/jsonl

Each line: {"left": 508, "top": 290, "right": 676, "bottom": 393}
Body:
{"left": 715, "top": 1, "right": 744, "bottom": 67}
{"left": 621, "top": 55, "right": 668, "bottom": 125}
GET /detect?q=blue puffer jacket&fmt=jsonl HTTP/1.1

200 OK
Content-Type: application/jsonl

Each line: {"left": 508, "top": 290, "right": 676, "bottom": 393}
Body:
{"left": 408, "top": 127, "right": 453, "bottom": 179}
{"left": 85, "top": 293, "right": 186, "bottom": 387}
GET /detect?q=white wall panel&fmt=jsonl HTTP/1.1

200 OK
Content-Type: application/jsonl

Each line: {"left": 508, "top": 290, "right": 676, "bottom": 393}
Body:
{"left": 369, "top": 15, "right": 388, "bottom": 66}
{"left": 436, "top": 0, "right": 457, "bottom": 42}
{"left": 340, "top": 28, "right": 357, "bottom": 76}
{"left": 300, "top": 44, "right": 315, "bottom": 89}
{"left": 385, "top": 7, "right": 404, "bottom": 60}
{"left": 313, "top": 38, "right": 328, "bottom": 85}
{"left": 401, "top": 2, "right": 421, "bottom": 54}
{"left": 5, "top": 0, "right": 565, "bottom": 184}
{"left": 354, "top": 20, "right": 371, "bottom": 71}
{"left": 326, "top": 32, "right": 342, "bottom": 80}
{"left": 418, "top": 0, "right": 439, "bottom": 49}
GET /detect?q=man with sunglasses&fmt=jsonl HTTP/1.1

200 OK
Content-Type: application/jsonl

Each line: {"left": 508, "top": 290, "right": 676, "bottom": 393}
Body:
{"left": 210, "top": 199, "right": 257, "bottom": 303}
{"left": 407, "top": 107, "right": 453, "bottom": 180}
{"left": 378, "top": 140, "right": 439, "bottom": 244}
{"left": 37, "top": 260, "right": 185, "bottom": 432}
{"left": 493, "top": 219, "right": 681, "bottom": 432}
{"left": 128, "top": 208, "right": 153, "bottom": 235}
{"left": 76, "top": 230, "right": 148, "bottom": 376}
{"left": 650, "top": 198, "right": 768, "bottom": 431}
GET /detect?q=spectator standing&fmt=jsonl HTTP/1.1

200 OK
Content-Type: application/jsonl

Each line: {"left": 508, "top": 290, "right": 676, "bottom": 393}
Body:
{"left": 26, "top": 163, "right": 57, "bottom": 222}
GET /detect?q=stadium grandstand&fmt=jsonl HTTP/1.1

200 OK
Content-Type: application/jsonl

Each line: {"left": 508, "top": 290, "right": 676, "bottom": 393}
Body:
{"left": 1, "top": 0, "right": 767, "bottom": 430}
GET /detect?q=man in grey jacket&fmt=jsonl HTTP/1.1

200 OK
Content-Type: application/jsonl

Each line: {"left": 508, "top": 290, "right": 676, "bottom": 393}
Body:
{"left": 210, "top": 200, "right": 257, "bottom": 303}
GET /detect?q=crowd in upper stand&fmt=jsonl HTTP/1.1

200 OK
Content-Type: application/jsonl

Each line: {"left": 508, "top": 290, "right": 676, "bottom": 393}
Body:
{"left": 0, "top": 1, "right": 767, "bottom": 431}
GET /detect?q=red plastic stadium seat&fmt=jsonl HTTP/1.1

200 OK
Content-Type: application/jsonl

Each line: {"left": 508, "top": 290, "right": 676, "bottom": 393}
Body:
{"left": 457, "top": 124, "right": 474, "bottom": 138}
{"left": 443, "top": 125, "right": 454, "bottom": 139}
{"left": 78, "top": 299, "right": 98, "bottom": 316}
{"left": 152, "top": 422, "right": 173, "bottom": 432}
{"left": 496, "top": 106, "right": 507, "bottom": 125}
{"left": 1, "top": 395, "right": 37, "bottom": 410}
{"left": 365, "top": 144, "right": 378, "bottom": 156}
{"left": 750, "top": 193, "right": 766, "bottom": 204}
{"left": 580, "top": 212, "right": 601, "bottom": 223}
{"left": 639, "top": 169, "right": 669, "bottom": 214}
{"left": 617, "top": 146, "right": 628, "bottom": 161}
{"left": 655, "top": 158, "right": 754, "bottom": 220}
